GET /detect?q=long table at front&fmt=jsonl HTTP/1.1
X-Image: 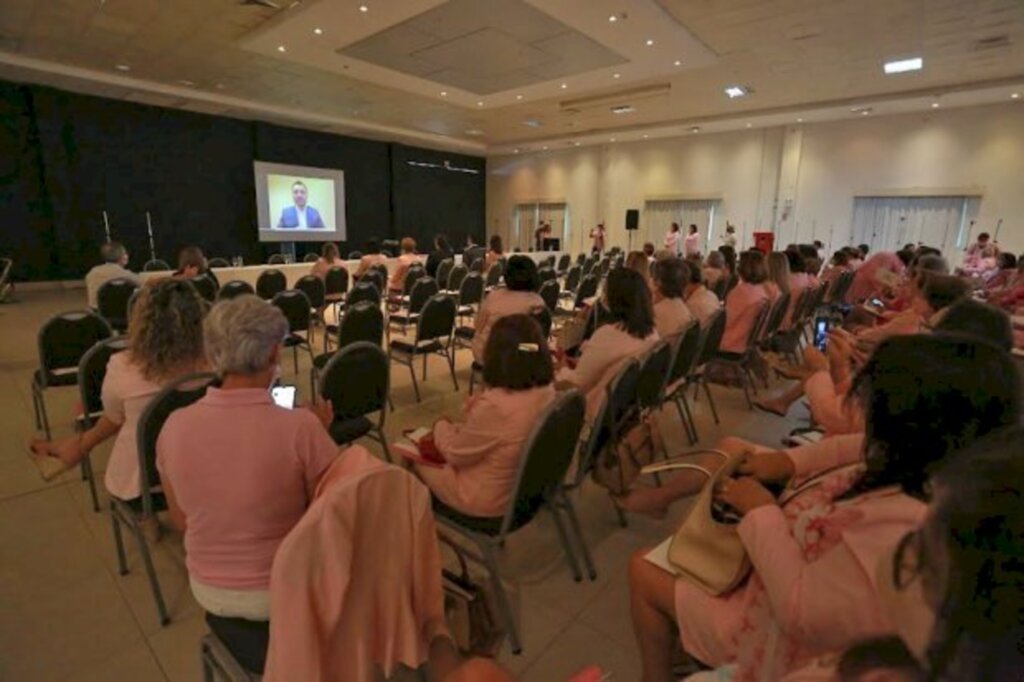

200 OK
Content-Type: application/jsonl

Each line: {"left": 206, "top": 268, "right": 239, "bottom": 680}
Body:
{"left": 137, "top": 251, "right": 570, "bottom": 290}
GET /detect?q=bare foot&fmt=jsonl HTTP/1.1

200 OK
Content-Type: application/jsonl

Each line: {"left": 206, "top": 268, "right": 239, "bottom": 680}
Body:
{"left": 612, "top": 488, "right": 668, "bottom": 520}
{"left": 753, "top": 398, "right": 789, "bottom": 417}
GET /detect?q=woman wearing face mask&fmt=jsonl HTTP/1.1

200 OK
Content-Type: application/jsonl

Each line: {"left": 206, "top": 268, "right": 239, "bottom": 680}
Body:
{"left": 627, "top": 334, "right": 1021, "bottom": 682}
{"left": 156, "top": 295, "right": 349, "bottom": 673}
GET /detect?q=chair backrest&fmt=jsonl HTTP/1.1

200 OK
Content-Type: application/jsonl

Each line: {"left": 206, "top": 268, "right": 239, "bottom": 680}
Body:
{"left": 348, "top": 251, "right": 364, "bottom": 260}
{"left": 636, "top": 340, "right": 674, "bottom": 410}
{"left": 457, "top": 272, "right": 484, "bottom": 307}
{"left": 336, "top": 301, "right": 385, "bottom": 348}
{"left": 469, "top": 258, "right": 485, "bottom": 273}
{"left": 667, "top": 320, "right": 702, "bottom": 384}
{"left": 530, "top": 305, "right": 553, "bottom": 339}
{"left": 303, "top": 253, "right": 319, "bottom": 263}
{"left": 574, "top": 274, "right": 600, "bottom": 307}
{"left": 539, "top": 279, "right": 560, "bottom": 312}
{"left": 318, "top": 341, "right": 389, "bottom": 421}
{"left": 272, "top": 290, "right": 313, "bottom": 333}
{"left": 436, "top": 259, "right": 454, "bottom": 289}
{"left": 581, "top": 258, "right": 595, "bottom": 276}
{"left": 407, "top": 277, "right": 439, "bottom": 314}
{"left": 500, "top": 390, "right": 586, "bottom": 535}
{"left": 135, "top": 373, "right": 217, "bottom": 514}
{"left": 744, "top": 302, "right": 772, "bottom": 354}
{"left": 218, "top": 280, "right": 255, "bottom": 300}
{"left": 268, "top": 254, "right": 286, "bottom": 265}
{"left": 256, "top": 269, "right": 287, "bottom": 300}
{"left": 207, "top": 257, "right": 230, "bottom": 268}
{"left": 556, "top": 254, "right": 571, "bottom": 272}
{"left": 695, "top": 309, "right": 727, "bottom": 367}
{"left": 484, "top": 262, "right": 503, "bottom": 288}
{"left": 563, "top": 265, "right": 582, "bottom": 293}
{"left": 189, "top": 274, "right": 219, "bottom": 303}
{"left": 37, "top": 311, "right": 113, "bottom": 384}
{"left": 829, "top": 270, "right": 856, "bottom": 303}
{"left": 96, "top": 278, "right": 138, "bottom": 330}
{"left": 295, "top": 275, "right": 326, "bottom": 309}
{"left": 724, "top": 273, "right": 740, "bottom": 297}
{"left": 324, "top": 266, "right": 349, "bottom": 297}
{"left": 760, "top": 291, "right": 791, "bottom": 340}
{"left": 401, "top": 265, "right": 426, "bottom": 296}
{"left": 537, "top": 267, "right": 557, "bottom": 283}
{"left": 142, "top": 259, "right": 170, "bottom": 272}
{"left": 446, "top": 263, "right": 468, "bottom": 292}
{"left": 598, "top": 258, "right": 611, "bottom": 276}
{"left": 416, "top": 293, "right": 456, "bottom": 343}
{"left": 77, "top": 337, "right": 130, "bottom": 426}
{"left": 606, "top": 358, "right": 641, "bottom": 432}
{"left": 361, "top": 268, "right": 386, "bottom": 295}
{"left": 346, "top": 281, "right": 382, "bottom": 308}
{"left": 543, "top": 255, "right": 556, "bottom": 269}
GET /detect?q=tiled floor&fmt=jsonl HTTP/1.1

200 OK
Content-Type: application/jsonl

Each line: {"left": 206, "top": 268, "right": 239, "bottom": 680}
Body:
{"left": 0, "top": 289, "right": 802, "bottom": 681}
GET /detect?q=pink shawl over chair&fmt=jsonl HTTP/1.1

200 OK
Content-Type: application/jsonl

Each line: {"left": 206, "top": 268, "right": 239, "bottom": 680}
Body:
{"left": 263, "top": 449, "right": 449, "bottom": 682}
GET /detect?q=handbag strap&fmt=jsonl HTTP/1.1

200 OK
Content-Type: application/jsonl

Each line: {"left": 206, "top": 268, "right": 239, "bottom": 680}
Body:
{"left": 640, "top": 449, "right": 730, "bottom": 476}
{"left": 778, "top": 463, "right": 862, "bottom": 506}
{"left": 437, "top": 534, "right": 471, "bottom": 582}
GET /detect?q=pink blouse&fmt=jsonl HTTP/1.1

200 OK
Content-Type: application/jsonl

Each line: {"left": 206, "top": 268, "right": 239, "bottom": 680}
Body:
{"left": 418, "top": 385, "right": 556, "bottom": 517}
{"left": 102, "top": 352, "right": 165, "bottom": 501}
{"left": 848, "top": 252, "right": 906, "bottom": 304}
{"left": 653, "top": 297, "right": 694, "bottom": 342}
{"left": 685, "top": 286, "right": 722, "bottom": 328}
{"left": 720, "top": 282, "right": 771, "bottom": 353}
{"left": 471, "top": 288, "right": 546, "bottom": 363}
{"left": 389, "top": 253, "right": 421, "bottom": 292}
{"left": 355, "top": 253, "right": 388, "bottom": 279}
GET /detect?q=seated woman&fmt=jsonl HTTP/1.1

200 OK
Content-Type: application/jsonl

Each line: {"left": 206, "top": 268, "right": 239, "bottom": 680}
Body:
{"left": 719, "top": 250, "right": 772, "bottom": 353}
{"left": 471, "top": 255, "right": 545, "bottom": 364}
{"left": 765, "top": 251, "right": 790, "bottom": 302}
{"left": 847, "top": 251, "right": 907, "bottom": 304}
{"left": 702, "top": 251, "right": 727, "bottom": 288}
{"left": 414, "top": 315, "right": 556, "bottom": 518}
{"left": 783, "top": 249, "right": 814, "bottom": 328}
{"left": 174, "top": 245, "right": 219, "bottom": 287}
{"left": 556, "top": 267, "right": 660, "bottom": 417}
{"left": 353, "top": 240, "right": 389, "bottom": 279}
{"left": 628, "top": 333, "right": 1020, "bottom": 682}
{"left": 626, "top": 250, "right": 655, "bottom": 292}
{"left": 651, "top": 258, "right": 694, "bottom": 342}
{"left": 388, "top": 237, "right": 420, "bottom": 295}
{"left": 29, "top": 279, "right": 205, "bottom": 499}
{"left": 425, "top": 235, "right": 453, "bottom": 279}
{"left": 484, "top": 235, "right": 504, "bottom": 272}
{"left": 156, "top": 295, "right": 343, "bottom": 672}
{"left": 310, "top": 242, "right": 344, "bottom": 281}
{"left": 682, "top": 261, "right": 722, "bottom": 329}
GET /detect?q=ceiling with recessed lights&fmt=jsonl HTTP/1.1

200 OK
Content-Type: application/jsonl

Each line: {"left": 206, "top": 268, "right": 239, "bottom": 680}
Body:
{"left": 0, "top": 0, "right": 1020, "bottom": 155}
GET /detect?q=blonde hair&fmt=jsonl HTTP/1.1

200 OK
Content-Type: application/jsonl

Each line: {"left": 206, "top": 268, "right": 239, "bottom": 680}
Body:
{"left": 767, "top": 252, "right": 791, "bottom": 294}
{"left": 128, "top": 278, "right": 205, "bottom": 382}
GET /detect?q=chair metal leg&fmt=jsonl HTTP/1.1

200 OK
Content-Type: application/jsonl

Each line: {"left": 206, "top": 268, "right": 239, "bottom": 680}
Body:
{"left": 375, "top": 427, "right": 394, "bottom": 463}
{"left": 547, "top": 506, "right": 582, "bottom": 582}
{"left": 701, "top": 378, "right": 720, "bottom": 424}
{"left": 673, "top": 395, "right": 696, "bottom": 445}
{"left": 110, "top": 508, "right": 129, "bottom": 576}
{"left": 446, "top": 348, "right": 459, "bottom": 391}
{"left": 31, "top": 382, "right": 42, "bottom": 431}
{"left": 201, "top": 646, "right": 215, "bottom": 682}
{"left": 292, "top": 346, "right": 298, "bottom": 374}
{"left": 130, "top": 518, "right": 171, "bottom": 626}
{"left": 422, "top": 353, "right": 428, "bottom": 381}
{"left": 468, "top": 366, "right": 476, "bottom": 395}
{"left": 479, "top": 540, "right": 522, "bottom": 655}
{"left": 82, "top": 456, "right": 100, "bottom": 512}
{"left": 408, "top": 359, "right": 421, "bottom": 402}
{"left": 37, "top": 387, "right": 52, "bottom": 440}
{"left": 559, "top": 492, "right": 596, "bottom": 580}
{"left": 612, "top": 496, "right": 628, "bottom": 528}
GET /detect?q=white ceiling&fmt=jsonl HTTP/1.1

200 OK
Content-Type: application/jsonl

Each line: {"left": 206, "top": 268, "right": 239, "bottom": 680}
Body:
{"left": 0, "top": 0, "right": 1020, "bottom": 154}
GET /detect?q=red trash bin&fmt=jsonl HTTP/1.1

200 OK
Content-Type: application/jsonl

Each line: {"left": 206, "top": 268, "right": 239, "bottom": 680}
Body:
{"left": 752, "top": 232, "right": 775, "bottom": 254}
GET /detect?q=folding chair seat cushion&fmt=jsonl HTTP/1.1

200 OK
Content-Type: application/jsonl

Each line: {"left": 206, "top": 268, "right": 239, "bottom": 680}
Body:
{"left": 431, "top": 497, "right": 503, "bottom": 535}
{"left": 119, "top": 491, "right": 168, "bottom": 516}
{"left": 328, "top": 415, "right": 373, "bottom": 445}
{"left": 34, "top": 368, "right": 78, "bottom": 387}
{"left": 312, "top": 352, "right": 335, "bottom": 370}
{"left": 715, "top": 350, "right": 745, "bottom": 362}
{"left": 454, "top": 326, "right": 475, "bottom": 340}
{"left": 390, "top": 337, "right": 443, "bottom": 354}
{"left": 283, "top": 334, "right": 307, "bottom": 348}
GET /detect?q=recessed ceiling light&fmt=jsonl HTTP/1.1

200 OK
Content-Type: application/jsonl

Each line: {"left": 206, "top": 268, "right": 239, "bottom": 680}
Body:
{"left": 608, "top": 15, "right": 617, "bottom": 22}
{"left": 560, "top": 83, "right": 568, "bottom": 89}
{"left": 115, "top": 64, "right": 130, "bottom": 71}
{"left": 724, "top": 85, "right": 750, "bottom": 98}
{"left": 542, "top": 146, "right": 548, "bottom": 150}
{"left": 516, "top": 94, "right": 523, "bottom": 100}
{"left": 611, "top": 105, "right": 635, "bottom": 114}
{"left": 465, "top": 129, "right": 485, "bottom": 136}
{"left": 642, "top": 134, "right": 649, "bottom": 139}
{"left": 440, "top": 91, "right": 447, "bottom": 96}
{"left": 277, "top": 45, "right": 286, "bottom": 52}
{"left": 574, "top": 141, "right": 580, "bottom": 146}
{"left": 884, "top": 57, "right": 923, "bottom": 74}
{"left": 1011, "top": 92, "right": 1020, "bottom": 99}
{"left": 690, "top": 126, "right": 700, "bottom": 133}
{"left": 797, "top": 117, "right": 804, "bottom": 122}
{"left": 645, "top": 39, "right": 654, "bottom": 46}
{"left": 476, "top": 101, "right": 484, "bottom": 107}
{"left": 513, "top": 148, "right": 520, "bottom": 154}
{"left": 609, "top": 137, "right": 616, "bottom": 142}
{"left": 359, "top": 4, "right": 368, "bottom": 12}
{"left": 674, "top": 60, "right": 682, "bottom": 66}
{"left": 613, "top": 73, "right": 621, "bottom": 79}
{"left": 861, "top": 110, "right": 870, "bottom": 115}
{"left": 314, "top": 27, "right": 323, "bottom": 35}
{"left": 931, "top": 101, "right": 940, "bottom": 108}
{"left": 746, "top": 122, "right": 752, "bottom": 128}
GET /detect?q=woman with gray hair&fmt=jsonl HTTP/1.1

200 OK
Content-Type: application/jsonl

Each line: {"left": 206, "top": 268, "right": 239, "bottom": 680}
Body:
{"left": 702, "top": 250, "right": 727, "bottom": 288}
{"left": 156, "top": 295, "right": 346, "bottom": 673}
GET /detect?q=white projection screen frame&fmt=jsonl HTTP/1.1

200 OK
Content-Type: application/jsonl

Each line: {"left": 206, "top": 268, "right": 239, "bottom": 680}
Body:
{"left": 254, "top": 161, "right": 347, "bottom": 243}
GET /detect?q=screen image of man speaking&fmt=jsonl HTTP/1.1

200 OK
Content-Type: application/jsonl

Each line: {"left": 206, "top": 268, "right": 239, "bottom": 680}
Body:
{"left": 277, "top": 180, "right": 325, "bottom": 229}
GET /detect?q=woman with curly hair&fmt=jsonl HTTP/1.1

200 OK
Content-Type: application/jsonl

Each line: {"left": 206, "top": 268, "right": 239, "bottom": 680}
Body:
{"left": 29, "top": 278, "right": 206, "bottom": 502}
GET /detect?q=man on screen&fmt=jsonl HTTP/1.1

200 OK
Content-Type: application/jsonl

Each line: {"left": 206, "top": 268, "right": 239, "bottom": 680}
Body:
{"left": 277, "top": 180, "right": 325, "bottom": 229}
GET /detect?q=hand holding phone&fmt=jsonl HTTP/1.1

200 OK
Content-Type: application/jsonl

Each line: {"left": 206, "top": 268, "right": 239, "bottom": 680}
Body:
{"left": 813, "top": 316, "right": 830, "bottom": 352}
{"left": 270, "top": 385, "right": 297, "bottom": 409}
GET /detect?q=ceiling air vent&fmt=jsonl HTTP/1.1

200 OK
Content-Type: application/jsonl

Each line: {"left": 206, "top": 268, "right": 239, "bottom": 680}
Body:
{"left": 972, "top": 35, "right": 1011, "bottom": 51}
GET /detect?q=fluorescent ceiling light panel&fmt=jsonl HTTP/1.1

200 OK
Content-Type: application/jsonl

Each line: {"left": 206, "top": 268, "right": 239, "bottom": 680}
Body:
{"left": 884, "top": 57, "right": 923, "bottom": 74}
{"left": 724, "top": 85, "right": 749, "bottom": 98}
{"left": 610, "top": 105, "right": 635, "bottom": 114}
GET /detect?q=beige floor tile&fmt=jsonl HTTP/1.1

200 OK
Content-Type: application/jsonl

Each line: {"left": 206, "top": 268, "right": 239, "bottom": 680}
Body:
{"left": 66, "top": 642, "right": 166, "bottom": 682}
{"left": 147, "top": 613, "right": 208, "bottom": 682}
{"left": 519, "top": 619, "right": 641, "bottom": 682}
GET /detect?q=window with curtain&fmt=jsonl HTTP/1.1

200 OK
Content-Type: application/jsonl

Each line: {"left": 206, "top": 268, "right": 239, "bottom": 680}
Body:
{"left": 643, "top": 199, "right": 720, "bottom": 253}
{"left": 513, "top": 202, "right": 569, "bottom": 251}
{"left": 850, "top": 196, "right": 981, "bottom": 254}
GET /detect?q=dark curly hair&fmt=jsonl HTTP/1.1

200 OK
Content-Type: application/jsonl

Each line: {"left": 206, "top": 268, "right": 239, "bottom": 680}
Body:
{"left": 128, "top": 278, "right": 205, "bottom": 382}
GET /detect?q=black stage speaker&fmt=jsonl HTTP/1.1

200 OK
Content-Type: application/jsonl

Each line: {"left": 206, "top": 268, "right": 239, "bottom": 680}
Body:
{"left": 542, "top": 237, "right": 561, "bottom": 251}
{"left": 625, "top": 209, "right": 640, "bottom": 231}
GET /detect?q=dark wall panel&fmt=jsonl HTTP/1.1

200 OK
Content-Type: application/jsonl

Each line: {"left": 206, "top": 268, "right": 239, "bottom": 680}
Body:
{"left": 0, "top": 79, "right": 485, "bottom": 281}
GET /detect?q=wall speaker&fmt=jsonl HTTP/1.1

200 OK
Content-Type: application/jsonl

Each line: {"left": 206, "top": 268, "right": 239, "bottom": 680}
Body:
{"left": 625, "top": 209, "right": 639, "bottom": 231}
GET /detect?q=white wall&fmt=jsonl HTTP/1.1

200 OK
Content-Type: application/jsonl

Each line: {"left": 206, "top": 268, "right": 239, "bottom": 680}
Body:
{"left": 486, "top": 102, "right": 1024, "bottom": 257}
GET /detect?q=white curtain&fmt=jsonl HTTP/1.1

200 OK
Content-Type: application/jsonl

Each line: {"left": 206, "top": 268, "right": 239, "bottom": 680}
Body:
{"left": 850, "top": 197, "right": 980, "bottom": 254}
{"left": 514, "top": 204, "right": 537, "bottom": 251}
{"left": 643, "top": 199, "right": 720, "bottom": 254}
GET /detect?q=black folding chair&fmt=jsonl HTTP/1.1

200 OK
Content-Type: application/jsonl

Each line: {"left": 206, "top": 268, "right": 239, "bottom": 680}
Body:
{"left": 560, "top": 265, "right": 582, "bottom": 301}
{"left": 435, "top": 389, "right": 588, "bottom": 655}
{"left": 267, "top": 254, "right": 286, "bottom": 265}
{"left": 255, "top": 269, "right": 287, "bottom": 300}
{"left": 142, "top": 259, "right": 170, "bottom": 272}
{"left": 539, "top": 279, "right": 560, "bottom": 312}
{"left": 714, "top": 302, "right": 771, "bottom": 409}
{"left": 362, "top": 268, "right": 387, "bottom": 296}
{"left": 662, "top": 321, "right": 703, "bottom": 444}
{"left": 295, "top": 275, "right": 327, "bottom": 343}
{"left": 31, "top": 311, "right": 113, "bottom": 439}
{"left": 318, "top": 342, "right": 392, "bottom": 462}
{"left": 348, "top": 251, "right": 364, "bottom": 260}
{"left": 537, "top": 267, "right": 557, "bottom": 283}
{"left": 96, "top": 278, "right": 138, "bottom": 333}
{"left": 323, "top": 281, "right": 382, "bottom": 352}
{"left": 207, "top": 257, "right": 230, "bottom": 268}
{"left": 217, "top": 280, "right": 255, "bottom": 301}
{"left": 272, "top": 290, "right": 315, "bottom": 373}
{"left": 435, "top": 259, "right": 454, "bottom": 290}
{"left": 189, "top": 274, "right": 219, "bottom": 303}
{"left": 446, "top": 263, "right": 468, "bottom": 294}
{"left": 390, "top": 277, "right": 439, "bottom": 334}
{"left": 484, "top": 262, "right": 503, "bottom": 290}
{"left": 312, "top": 301, "right": 385, "bottom": 384}
{"left": 559, "top": 274, "right": 599, "bottom": 315}
{"left": 556, "top": 253, "right": 572, "bottom": 275}
{"left": 113, "top": 372, "right": 216, "bottom": 627}
{"left": 388, "top": 294, "right": 458, "bottom": 402}
{"left": 455, "top": 272, "right": 484, "bottom": 321}
{"left": 682, "top": 309, "right": 728, "bottom": 431}
{"left": 636, "top": 340, "right": 674, "bottom": 417}
{"left": 302, "top": 253, "right": 319, "bottom": 263}
{"left": 324, "top": 266, "right": 349, "bottom": 304}
{"left": 76, "top": 337, "right": 130, "bottom": 511}
{"left": 581, "top": 258, "right": 595, "bottom": 276}
{"left": 469, "top": 258, "right": 485, "bottom": 273}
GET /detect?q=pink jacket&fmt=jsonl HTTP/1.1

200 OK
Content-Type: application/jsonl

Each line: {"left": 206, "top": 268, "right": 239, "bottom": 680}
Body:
{"left": 675, "top": 433, "right": 927, "bottom": 680}
{"left": 418, "top": 385, "right": 556, "bottom": 517}
{"left": 721, "top": 282, "right": 770, "bottom": 353}
{"left": 847, "top": 253, "right": 905, "bottom": 304}
{"left": 263, "top": 452, "right": 448, "bottom": 682}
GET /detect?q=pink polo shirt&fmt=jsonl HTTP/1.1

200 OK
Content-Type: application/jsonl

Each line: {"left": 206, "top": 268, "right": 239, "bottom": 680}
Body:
{"left": 102, "top": 352, "right": 164, "bottom": 501}
{"left": 156, "top": 387, "right": 341, "bottom": 590}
